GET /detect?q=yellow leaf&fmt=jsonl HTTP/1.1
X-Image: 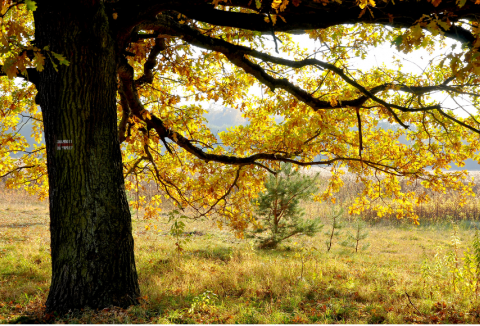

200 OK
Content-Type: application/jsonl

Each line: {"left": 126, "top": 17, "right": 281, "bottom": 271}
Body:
{"left": 271, "top": 0, "right": 282, "bottom": 10}
{"left": 358, "top": 8, "right": 366, "bottom": 18}
{"left": 271, "top": 14, "right": 277, "bottom": 25}
{"left": 329, "top": 97, "right": 338, "bottom": 107}
{"left": 280, "top": 0, "right": 289, "bottom": 11}
{"left": 33, "top": 51, "right": 45, "bottom": 72}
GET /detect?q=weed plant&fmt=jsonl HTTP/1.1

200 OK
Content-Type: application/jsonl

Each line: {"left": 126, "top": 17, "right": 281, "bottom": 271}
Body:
{"left": 325, "top": 207, "right": 344, "bottom": 252}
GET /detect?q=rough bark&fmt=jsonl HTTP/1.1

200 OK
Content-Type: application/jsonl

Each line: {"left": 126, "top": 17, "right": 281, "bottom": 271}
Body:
{"left": 34, "top": 1, "right": 140, "bottom": 313}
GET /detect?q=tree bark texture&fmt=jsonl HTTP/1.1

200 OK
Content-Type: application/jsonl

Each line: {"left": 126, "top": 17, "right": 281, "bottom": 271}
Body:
{"left": 34, "top": 1, "right": 140, "bottom": 313}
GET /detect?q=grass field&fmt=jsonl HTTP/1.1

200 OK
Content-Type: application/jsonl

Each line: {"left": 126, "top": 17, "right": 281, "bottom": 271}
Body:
{"left": 1, "top": 188, "right": 480, "bottom": 324}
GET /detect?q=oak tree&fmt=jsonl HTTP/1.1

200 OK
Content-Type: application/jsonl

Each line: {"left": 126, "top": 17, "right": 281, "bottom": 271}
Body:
{"left": 1, "top": 0, "right": 480, "bottom": 313}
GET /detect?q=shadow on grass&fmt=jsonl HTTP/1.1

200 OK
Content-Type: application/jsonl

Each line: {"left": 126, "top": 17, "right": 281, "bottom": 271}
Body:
{"left": 189, "top": 247, "right": 233, "bottom": 262}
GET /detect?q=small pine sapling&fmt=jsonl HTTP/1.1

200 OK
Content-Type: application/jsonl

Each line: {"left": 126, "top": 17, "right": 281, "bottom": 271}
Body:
{"left": 324, "top": 207, "right": 344, "bottom": 252}
{"left": 250, "top": 163, "right": 323, "bottom": 249}
{"left": 340, "top": 218, "right": 370, "bottom": 252}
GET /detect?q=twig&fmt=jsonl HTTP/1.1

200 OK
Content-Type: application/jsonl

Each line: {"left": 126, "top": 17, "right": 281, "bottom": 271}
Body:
{"left": 267, "top": 13, "right": 279, "bottom": 54}
{"left": 405, "top": 291, "right": 424, "bottom": 316}
{"left": 0, "top": 165, "right": 36, "bottom": 179}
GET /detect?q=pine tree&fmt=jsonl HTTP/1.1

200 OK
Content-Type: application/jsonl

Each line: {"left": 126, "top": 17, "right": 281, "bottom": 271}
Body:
{"left": 250, "top": 163, "right": 323, "bottom": 249}
{"left": 340, "top": 218, "right": 370, "bottom": 252}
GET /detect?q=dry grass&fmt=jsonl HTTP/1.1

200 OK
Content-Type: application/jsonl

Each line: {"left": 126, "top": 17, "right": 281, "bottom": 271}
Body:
{"left": 1, "top": 185, "right": 480, "bottom": 324}
{"left": 301, "top": 168, "right": 480, "bottom": 222}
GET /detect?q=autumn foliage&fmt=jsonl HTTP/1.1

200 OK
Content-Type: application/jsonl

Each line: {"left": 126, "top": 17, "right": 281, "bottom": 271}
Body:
{"left": 1, "top": 0, "right": 480, "bottom": 232}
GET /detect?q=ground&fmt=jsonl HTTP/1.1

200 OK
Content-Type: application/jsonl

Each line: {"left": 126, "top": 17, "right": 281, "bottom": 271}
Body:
{"left": 1, "top": 187, "right": 480, "bottom": 324}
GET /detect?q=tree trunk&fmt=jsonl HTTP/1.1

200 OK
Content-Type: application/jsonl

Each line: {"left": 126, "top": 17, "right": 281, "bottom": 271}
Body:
{"left": 34, "top": 2, "right": 140, "bottom": 313}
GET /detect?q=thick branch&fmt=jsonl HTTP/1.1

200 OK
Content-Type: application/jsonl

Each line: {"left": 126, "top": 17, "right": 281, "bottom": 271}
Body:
{"left": 113, "top": 0, "right": 477, "bottom": 52}
{"left": 135, "top": 37, "right": 166, "bottom": 86}
{"left": 172, "top": 1, "right": 476, "bottom": 46}
{"left": 143, "top": 16, "right": 467, "bottom": 129}
{"left": 118, "top": 84, "right": 131, "bottom": 144}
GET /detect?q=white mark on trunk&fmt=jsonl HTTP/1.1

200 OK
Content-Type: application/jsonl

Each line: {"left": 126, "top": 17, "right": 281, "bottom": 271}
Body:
{"left": 56, "top": 140, "right": 73, "bottom": 150}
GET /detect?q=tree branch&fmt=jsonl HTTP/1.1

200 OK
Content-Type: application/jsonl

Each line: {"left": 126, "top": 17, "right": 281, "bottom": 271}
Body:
{"left": 356, "top": 107, "right": 363, "bottom": 158}
{"left": 143, "top": 16, "right": 472, "bottom": 129}
{"left": 118, "top": 84, "right": 131, "bottom": 144}
{"left": 172, "top": 1, "right": 477, "bottom": 46}
{"left": 135, "top": 37, "right": 167, "bottom": 87}
{"left": 199, "top": 166, "right": 243, "bottom": 217}
{"left": 0, "top": 165, "right": 37, "bottom": 179}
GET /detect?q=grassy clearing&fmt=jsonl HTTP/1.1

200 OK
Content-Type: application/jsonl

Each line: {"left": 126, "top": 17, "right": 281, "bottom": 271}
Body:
{"left": 1, "top": 188, "right": 480, "bottom": 324}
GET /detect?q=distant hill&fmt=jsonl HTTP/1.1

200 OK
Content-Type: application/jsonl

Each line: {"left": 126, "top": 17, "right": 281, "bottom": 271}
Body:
{"left": 203, "top": 104, "right": 247, "bottom": 133}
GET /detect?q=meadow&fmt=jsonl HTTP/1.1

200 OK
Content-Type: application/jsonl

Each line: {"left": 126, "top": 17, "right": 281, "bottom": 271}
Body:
{"left": 1, "top": 173, "right": 480, "bottom": 324}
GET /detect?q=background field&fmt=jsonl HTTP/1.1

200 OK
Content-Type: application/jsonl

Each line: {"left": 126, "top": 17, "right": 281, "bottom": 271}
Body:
{"left": 1, "top": 172, "right": 480, "bottom": 324}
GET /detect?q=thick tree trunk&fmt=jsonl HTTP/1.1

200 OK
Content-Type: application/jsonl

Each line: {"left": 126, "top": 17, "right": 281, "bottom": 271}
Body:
{"left": 34, "top": 2, "right": 140, "bottom": 313}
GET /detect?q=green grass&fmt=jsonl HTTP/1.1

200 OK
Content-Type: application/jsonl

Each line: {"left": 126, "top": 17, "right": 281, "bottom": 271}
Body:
{"left": 1, "top": 195, "right": 480, "bottom": 323}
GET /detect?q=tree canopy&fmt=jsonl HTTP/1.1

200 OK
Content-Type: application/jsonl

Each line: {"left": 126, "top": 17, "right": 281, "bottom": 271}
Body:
{"left": 1, "top": 0, "right": 480, "bottom": 229}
